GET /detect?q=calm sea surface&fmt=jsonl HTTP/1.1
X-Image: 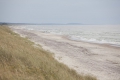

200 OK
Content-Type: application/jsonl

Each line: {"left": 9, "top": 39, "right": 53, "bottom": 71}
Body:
{"left": 15, "top": 25, "right": 120, "bottom": 46}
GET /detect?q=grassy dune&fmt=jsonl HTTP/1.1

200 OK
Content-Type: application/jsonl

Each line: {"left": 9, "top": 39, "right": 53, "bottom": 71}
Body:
{"left": 0, "top": 25, "right": 97, "bottom": 80}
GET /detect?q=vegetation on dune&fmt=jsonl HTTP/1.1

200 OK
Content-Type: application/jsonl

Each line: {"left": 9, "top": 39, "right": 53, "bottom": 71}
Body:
{"left": 0, "top": 25, "right": 97, "bottom": 80}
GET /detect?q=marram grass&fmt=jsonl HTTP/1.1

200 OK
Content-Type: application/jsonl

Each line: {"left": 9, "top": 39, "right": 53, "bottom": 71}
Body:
{"left": 0, "top": 25, "right": 97, "bottom": 80}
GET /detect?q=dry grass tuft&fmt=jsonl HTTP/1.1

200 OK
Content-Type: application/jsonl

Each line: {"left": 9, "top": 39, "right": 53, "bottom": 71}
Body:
{"left": 0, "top": 25, "right": 97, "bottom": 80}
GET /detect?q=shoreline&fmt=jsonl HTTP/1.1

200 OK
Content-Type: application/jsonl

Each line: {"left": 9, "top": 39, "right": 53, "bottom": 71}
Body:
{"left": 10, "top": 25, "right": 120, "bottom": 48}
{"left": 63, "top": 35, "right": 120, "bottom": 49}
{"left": 10, "top": 26, "right": 120, "bottom": 80}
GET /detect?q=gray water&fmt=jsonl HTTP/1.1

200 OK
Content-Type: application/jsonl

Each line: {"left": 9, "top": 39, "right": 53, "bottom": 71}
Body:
{"left": 16, "top": 25, "right": 120, "bottom": 46}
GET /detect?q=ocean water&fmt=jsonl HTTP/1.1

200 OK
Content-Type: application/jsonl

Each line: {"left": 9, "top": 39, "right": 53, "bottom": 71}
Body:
{"left": 15, "top": 25, "right": 120, "bottom": 46}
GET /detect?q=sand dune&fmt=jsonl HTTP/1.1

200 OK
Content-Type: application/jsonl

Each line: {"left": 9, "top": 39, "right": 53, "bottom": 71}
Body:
{"left": 11, "top": 27, "right": 120, "bottom": 80}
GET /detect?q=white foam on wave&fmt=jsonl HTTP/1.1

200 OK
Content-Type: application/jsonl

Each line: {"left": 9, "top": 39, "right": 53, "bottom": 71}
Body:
{"left": 69, "top": 35, "right": 120, "bottom": 47}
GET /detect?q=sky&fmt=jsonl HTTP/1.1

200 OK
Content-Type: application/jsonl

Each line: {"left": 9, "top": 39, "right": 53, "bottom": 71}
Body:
{"left": 0, "top": 0, "right": 120, "bottom": 25}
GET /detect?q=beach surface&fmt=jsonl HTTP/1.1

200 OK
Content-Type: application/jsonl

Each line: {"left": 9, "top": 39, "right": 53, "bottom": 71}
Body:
{"left": 10, "top": 26, "right": 120, "bottom": 80}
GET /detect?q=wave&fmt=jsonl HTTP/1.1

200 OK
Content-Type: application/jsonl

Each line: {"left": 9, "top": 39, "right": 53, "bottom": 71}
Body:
{"left": 69, "top": 35, "right": 120, "bottom": 47}
{"left": 15, "top": 25, "right": 120, "bottom": 47}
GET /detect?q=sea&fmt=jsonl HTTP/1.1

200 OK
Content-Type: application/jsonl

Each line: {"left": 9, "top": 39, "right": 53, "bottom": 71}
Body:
{"left": 13, "top": 25, "right": 120, "bottom": 47}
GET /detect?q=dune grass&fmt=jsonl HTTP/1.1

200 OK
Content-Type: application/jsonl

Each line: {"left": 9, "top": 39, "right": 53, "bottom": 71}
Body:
{"left": 0, "top": 25, "right": 97, "bottom": 80}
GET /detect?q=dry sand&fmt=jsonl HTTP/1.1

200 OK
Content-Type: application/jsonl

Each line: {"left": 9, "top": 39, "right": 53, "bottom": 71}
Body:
{"left": 10, "top": 27, "right": 120, "bottom": 80}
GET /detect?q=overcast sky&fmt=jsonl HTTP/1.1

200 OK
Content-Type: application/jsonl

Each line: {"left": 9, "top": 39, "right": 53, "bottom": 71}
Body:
{"left": 0, "top": 0, "right": 120, "bottom": 24}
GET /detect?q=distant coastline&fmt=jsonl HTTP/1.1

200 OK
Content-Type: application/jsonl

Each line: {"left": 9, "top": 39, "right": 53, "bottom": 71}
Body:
{"left": 0, "top": 22, "right": 83, "bottom": 25}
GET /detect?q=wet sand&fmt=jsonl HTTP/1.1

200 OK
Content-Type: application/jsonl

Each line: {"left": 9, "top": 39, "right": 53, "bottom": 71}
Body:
{"left": 10, "top": 27, "right": 120, "bottom": 80}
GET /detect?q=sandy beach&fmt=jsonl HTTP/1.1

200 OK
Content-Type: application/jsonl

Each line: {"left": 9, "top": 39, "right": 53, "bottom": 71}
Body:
{"left": 11, "top": 27, "right": 120, "bottom": 80}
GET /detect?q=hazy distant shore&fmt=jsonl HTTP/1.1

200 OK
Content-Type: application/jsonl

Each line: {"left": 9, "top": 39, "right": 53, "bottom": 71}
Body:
{"left": 10, "top": 26, "right": 120, "bottom": 80}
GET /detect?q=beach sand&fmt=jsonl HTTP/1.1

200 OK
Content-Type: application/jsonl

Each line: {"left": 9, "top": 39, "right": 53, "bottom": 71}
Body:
{"left": 11, "top": 27, "right": 120, "bottom": 80}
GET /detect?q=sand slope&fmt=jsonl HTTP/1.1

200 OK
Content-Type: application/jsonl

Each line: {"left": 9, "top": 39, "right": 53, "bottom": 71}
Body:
{"left": 11, "top": 27, "right": 120, "bottom": 80}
